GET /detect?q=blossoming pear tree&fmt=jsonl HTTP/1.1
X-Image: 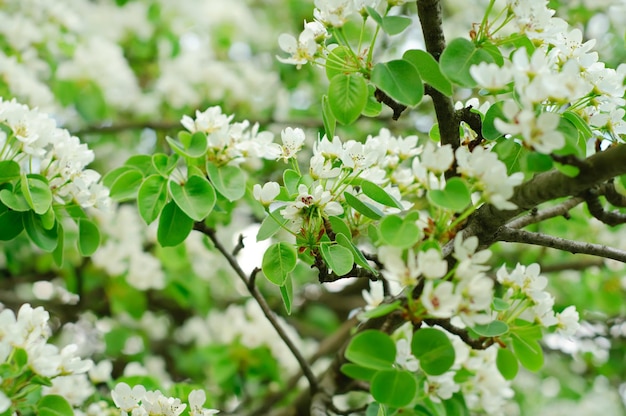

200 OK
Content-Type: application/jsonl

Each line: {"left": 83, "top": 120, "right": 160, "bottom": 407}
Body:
{"left": 1, "top": 0, "right": 626, "bottom": 414}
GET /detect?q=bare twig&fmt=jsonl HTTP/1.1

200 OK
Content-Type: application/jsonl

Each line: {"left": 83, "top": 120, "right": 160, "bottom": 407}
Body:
{"left": 192, "top": 222, "right": 319, "bottom": 394}
{"left": 585, "top": 189, "right": 626, "bottom": 226}
{"left": 496, "top": 227, "right": 626, "bottom": 263}
{"left": 540, "top": 258, "right": 604, "bottom": 273}
{"left": 506, "top": 197, "right": 584, "bottom": 229}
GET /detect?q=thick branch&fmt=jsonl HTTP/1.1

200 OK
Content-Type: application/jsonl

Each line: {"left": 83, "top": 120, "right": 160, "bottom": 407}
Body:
{"left": 462, "top": 144, "right": 626, "bottom": 248}
{"left": 496, "top": 227, "right": 626, "bottom": 263}
{"left": 192, "top": 223, "right": 318, "bottom": 394}
{"left": 585, "top": 189, "right": 626, "bottom": 226}
{"left": 417, "top": 0, "right": 459, "bottom": 152}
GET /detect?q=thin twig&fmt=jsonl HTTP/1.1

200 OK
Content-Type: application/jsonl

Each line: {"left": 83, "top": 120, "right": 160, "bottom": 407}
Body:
{"left": 192, "top": 222, "right": 319, "bottom": 393}
{"left": 506, "top": 197, "right": 584, "bottom": 229}
{"left": 585, "top": 189, "right": 626, "bottom": 226}
{"left": 496, "top": 227, "right": 626, "bottom": 263}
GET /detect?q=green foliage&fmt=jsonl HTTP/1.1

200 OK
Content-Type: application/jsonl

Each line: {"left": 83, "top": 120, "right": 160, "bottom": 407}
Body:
{"left": 440, "top": 38, "right": 494, "bottom": 88}
{"left": 403, "top": 49, "right": 453, "bottom": 96}
{"left": 411, "top": 328, "right": 455, "bottom": 376}
{"left": 262, "top": 242, "right": 297, "bottom": 285}
{"left": 371, "top": 60, "right": 424, "bottom": 107}
{"left": 328, "top": 73, "right": 368, "bottom": 125}
{"left": 345, "top": 330, "right": 396, "bottom": 370}
{"left": 427, "top": 177, "right": 472, "bottom": 212}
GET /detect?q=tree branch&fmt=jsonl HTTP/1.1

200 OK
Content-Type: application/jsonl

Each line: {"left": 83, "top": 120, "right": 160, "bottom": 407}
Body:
{"left": 461, "top": 144, "right": 626, "bottom": 249}
{"left": 506, "top": 197, "right": 584, "bottom": 229}
{"left": 585, "top": 188, "right": 626, "bottom": 226}
{"left": 417, "top": 0, "right": 460, "bottom": 154}
{"left": 496, "top": 227, "right": 626, "bottom": 263}
{"left": 192, "top": 222, "right": 319, "bottom": 394}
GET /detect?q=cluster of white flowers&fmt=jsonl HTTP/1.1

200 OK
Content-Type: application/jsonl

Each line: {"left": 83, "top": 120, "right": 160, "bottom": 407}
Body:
{"left": 378, "top": 234, "right": 495, "bottom": 326}
{"left": 0, "top": 304, "right": 93, "bottom": 412}
{"left": 112, "top": 383, "right": 218, "bottom": 416}
{"left": 497, "top": 263, "right": 580, "bottom": 335}
{"left": 0, "top": 98, "right": 110, "bottom": 209}
{"left": 92, "top": 205, "right": 165, "bottom": 290}
{"left": 175, "top": 299, "right": 314, "bottom": 374}
{"left": 471, "top": 0, "right": 626, "bottom": 153}
{"left": 180, "top": 106, "right": 277, "bottom": 168}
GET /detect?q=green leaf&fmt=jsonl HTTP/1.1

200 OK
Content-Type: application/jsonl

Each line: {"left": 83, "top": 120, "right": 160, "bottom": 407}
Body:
{"left": 336, "top": 233, "right": 377, "bottom": 273}
{"left": 168, "top": 176, "right": 216, "bottom": 222}
{"left": 40, "top": 206, "right": 56, "bottom": 230}
{"left": 402, "top": 49, "right": 453, "bottom": 96}
{"left": 328, "top": 216, "right": 351, "bottom": 239}
{"left": 371, "top": 60, "right": 423, "bottom": 107}
{"left": 511, "top": 334, "right": 543, "bottom": 372}
{"left": 440, "top": 38, "right": 494, "bottom": 88}
{"left": 0, "top": 187, "right": 30, "bottom": 212}
{"left": 262, "top": 242, "right": 297, "bottom": 285}
{"left": 345, "top": 330, "right": 396, "bottom": 370}
{"left": 522, "top": 151, "right": 553, "bottom": 172}
{"left": 344, "top": 192, "right": 383, "bottom": 220}
{"left": 411, "top": 328, "right": 455, "bottom": 375}
{"left": 24, "top": 211, "right": 58, "bottom": 252}
{"left": 152, "top": 153, "right": 179, "bottom": 176}
{"left": 493, "top": 138, "right": 523, "bottom": 174}
{"left": 380, "top": 214, "right": 421, "bottom": 248}
{"left": 492, "top": 297, "right": 510, "bottom": 311}
{"left": 366, "top": 6, "right": 383, "bottom": 25}
{"left": 382, "top": 15, "right": 411, "bottom": 35}
{"left": 320, "top": 242, "right": 354, "bottom": 276}
{"left": 102, "top": 165, "right": 137, "bottom": 188}
{"left": 0, "top": 160, "right": 20, "bottom": 182}
{"left": 340, "top": 363, "right": 378, "bottom": 381}
{"left": 562, "top": 110, "right": 593, "bottom": 141}
{"left": 326, "top": 46, "right": 359, "bottom": 81}
{"left": 75, "top": 81, "right": 107, "bottom": 122}
{"left": 21, "top": 175, "right": 53, "bottom": 215}
{"left": 37, "top": 395, "right": 74, "bottom": 416}
{"left": 206, "top": 162, "right": 246, "bottom": 202}
{"left": 371, "top": 370, "right": 417, "bottom": 408}
{"left": 482, "top": 101, "right": 506, "bottom": 140}
{"left": 322, "top": 94, "right": 337, "bottom": 138}
{"left": 427, "top": 177, "right": 472, "bottom": 212}
{"left": 472, "top": 320, "right": 509, "bottom": 337}
{"left": 257, "top": 209, "right": 288, "bottom": 241}
{"left": 362, "top": 84, "right": 383, "bottom": 117}
{"left": 138, "top": 175, "right": 168, "bottom": 224}
{"left": 0, "top": 205, "right": 23, "bottom": 241}
{"left": 283, "top": 169, "right": 301, "bottom": 196}
{"left": 187, "top": 132, "right": 209, "bottom": 157}
{"left": 52, "top": 223, "right": 64, "bottom": 266}
{"left": 157, "top": 200, "right": 194, "bottom": 247}
{"left": 280, "top": 275, "right": 293, "bottom": 315}
{"left": 328, "top": 73, "right": 368, "bottom": 125}
{"left": 496, "top": 347, "right": 519, "bottom": 380}
{"left": 110, "top": 169, "right": 144, "bottom": 202}
{"left": 77, "top": 218, "right": 100, "bottom": 256}
{"left": 554, "top": 116, "right": 585, "bottom": 158}
{"left": 125, "top": 155, "right": 156, "bottom": 176}
{"left": 361, "top": 180, "right": 402, "bottom": 209}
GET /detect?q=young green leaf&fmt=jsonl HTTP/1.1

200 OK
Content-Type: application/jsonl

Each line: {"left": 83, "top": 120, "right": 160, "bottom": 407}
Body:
{"left": 344, "top": 192, "right": 383, "bottom": 220}
{"left": 472, "top": 320, "right": 509, "bottom": 337}
{"left": 411, "top": 328, "right": 456, "bottom": 375}
{"left": 138, "top": 174, "right": 168, "bottom": 224}
{"left": 257, "top": 209, "right": 288, "bottom": 241}
{"left": 345, "top": 330, "right": 396, "bottom": 370}
{"left": 371, "top": 370, "right": 417, "bottom": 408}
{"left": 482, "top": 101, "right": 506, "bottom": 140}
{"left": 320, "top": 242, "right": 354, "bottom": 276}
{"left": 157, "top": 200, "right": 194, "bottom": 247}
{"left": 322, "top": 94, "right": 337, "bottom": 139}
{"left": 23, "top": 211, "right": 58, "bottom": 252}
{"left": 371, "top": 60, "right": 423, "bottom": 107}
{"left": 0, "top": 188, "right": 30, "bottom": 212}
{"left": 77, "top": 218, "right": 100, "bottom": 256}
{"left": 328, "top": 73, "right": 368, "bottom": 125}
{"left": 109, "top": 169, "right": 144, "bottom": 202}
{"left": 511, "top": 334, "right": 543, "bottom": 372}
{"left": 326, "top": 46, "right": 359, "bottom": 81}
{"left": 440, "top": 38, "right": 495, "bottom": 88}
{"left": 403, "top": 49, "right": 453, "bottom": 96}
{"left": 340, "top": 363, "right": 378, "bottom": 381}
{"left": 37, "top": 395, "right": 74, "bottom": 416}
{"left": 280, "top": 274, "right": 294, "bottom": 315}
{"left": 168, "top": 175, "right": 216, "bottom": 221}
{"left": 496, "top": 347, "right": 519, "bottom": 380}
{"left": 0, "top": 160, "right": 20, "bottom": 182}
{"left": 283, "top": 169, "right": 301, "bottom": 195}
{"left": 0, "top": 204, "right": 23, "bottom": 241}
{"left": 262, "top": 242, "right": 297, "bottom": 285}
{"left": 361, "top": 180, "right": 403, "bottom": 209}
{"left": 21, "top": 175, "right": 52, "bottom": 215}
{"left": 379, "top": 214, "right": 421, "bottom": 249}
{"left": 206, "top": 162, "right": 246, "bottom": 201}
{"left": 336, "top": 233, "right": 377, "bottom": 273}
{"left": 427, "top": 177, "right": 472, "bottom": 212}
{"left": 382, "top": 15, "right": 411, "bottom": 35}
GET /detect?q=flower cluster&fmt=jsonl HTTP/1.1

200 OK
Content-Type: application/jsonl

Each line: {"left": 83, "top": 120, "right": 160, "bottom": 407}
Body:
{"left": 179, "top": 106, "right": 277, "bottom": 168}
{"left": 0, "top": 304, "right": 93, "bottom": 413}
{"left": 111, "top": 383, "right": 218, "bottom": 416}
{"left": 0, "top": 98, "right": 110, "bottom": 209}
{"left": 471, "top": 0, "right": 626, "bottom": 152}
{"left": 496, "top": 263, "right": 580, "bottom": 335}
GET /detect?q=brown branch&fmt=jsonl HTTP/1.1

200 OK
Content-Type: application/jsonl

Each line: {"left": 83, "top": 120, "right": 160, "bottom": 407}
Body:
{"left": 461, "top": 144, "right": 626, "bottom": 249}
{"left": 585, "top": 189, "right": 626, "bottom": 226}
{"left": 417, "top": 0, "right": 460, "bottom": 155}
{"left": 496, "top": 227, "right": 626, "bottom": 263}
{"left": 601, "top": 181, "right": 626, "bottom": 207}
{"left": 374, "top": 88, "right": 407, "bottom": 120}
{"left": 506, "top": 197, "right": 584, "bottom": 229}
{"left": 72, "top": 120, "right": 181, "bottom": 135}
{"left": 192, "top": 222, "right": 319, "bottom": 394}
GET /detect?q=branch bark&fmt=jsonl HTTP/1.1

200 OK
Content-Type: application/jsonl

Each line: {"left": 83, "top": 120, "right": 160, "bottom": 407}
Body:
{"left": 496, "top": 227, "right": 626, "bottom": 263}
